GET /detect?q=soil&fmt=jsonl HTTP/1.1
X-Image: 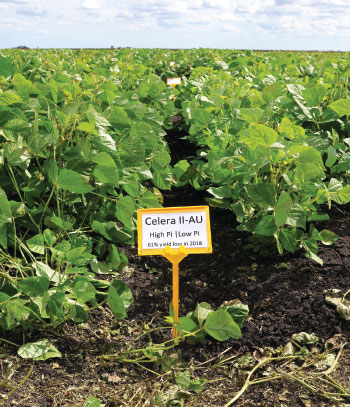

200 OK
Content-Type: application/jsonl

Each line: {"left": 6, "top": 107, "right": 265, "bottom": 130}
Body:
{"left": 1, "top": 124, "right": 350, "bottom": 406}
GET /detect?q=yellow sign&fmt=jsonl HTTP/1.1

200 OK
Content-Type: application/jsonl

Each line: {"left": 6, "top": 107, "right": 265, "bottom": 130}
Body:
{"left": 167, "top": 78, "right": 181, "bottom": 101}
{"left": 137, "top": 206, "right": 212, "bottom": 256}
{"left": 167, "top": 77, "right": 181, "bottom": 86}
{"left": 137, "top": 206, "right": 212, "bottom": 337}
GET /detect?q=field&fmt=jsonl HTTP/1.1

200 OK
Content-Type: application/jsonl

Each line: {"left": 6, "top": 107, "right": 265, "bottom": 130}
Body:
{"left": 1, "top": 48, "right": 350, "bottom": 406}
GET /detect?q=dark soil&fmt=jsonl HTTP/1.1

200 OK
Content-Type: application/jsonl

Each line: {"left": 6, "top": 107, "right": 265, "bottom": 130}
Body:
{"left": 1, "top": 125, "right": 350, "bottom": 406}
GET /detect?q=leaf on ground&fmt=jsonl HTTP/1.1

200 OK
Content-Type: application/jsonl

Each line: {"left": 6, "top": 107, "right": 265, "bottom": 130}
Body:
{"left": 292, "top": 332, "right": 318, "bottom": 345}
{"left": 84, "top": 396, "right": 104, "bottom": 407}
{"left": 18, "top": 339, "right": 62, "bottom": 361}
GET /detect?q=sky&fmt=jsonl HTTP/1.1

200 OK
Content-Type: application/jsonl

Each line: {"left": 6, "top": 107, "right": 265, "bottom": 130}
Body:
{"left": 0, "top": 0, "right": 350, "bottom": 50}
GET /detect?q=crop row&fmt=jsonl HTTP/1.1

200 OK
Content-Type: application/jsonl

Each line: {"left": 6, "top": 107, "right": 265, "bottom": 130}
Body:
{"left": 0, "top": 48, "right": 350, "bottom": 337}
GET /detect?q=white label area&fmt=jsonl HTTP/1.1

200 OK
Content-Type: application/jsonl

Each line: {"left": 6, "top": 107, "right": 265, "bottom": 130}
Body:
{"left": 167, "top": 77, "right": 181, "bottom": 85}
{"left": 141, "top": 211, "right": 208, "bottom": 250}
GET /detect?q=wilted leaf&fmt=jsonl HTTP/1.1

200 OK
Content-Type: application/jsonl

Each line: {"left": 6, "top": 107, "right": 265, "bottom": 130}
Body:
{"left": 18, "top": 339, "right": 62, "bottom": 361}
{"left": 292, "top": 332, "right": 318, "bottom": 345}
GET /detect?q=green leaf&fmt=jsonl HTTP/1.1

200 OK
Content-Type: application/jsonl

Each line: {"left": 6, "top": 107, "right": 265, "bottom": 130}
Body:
{"left": 90, "top": 260, "right": 113, "bottom": 275}
{"left": 0, "top": 57, "right": 15, "bottom": 77}
{"left": 297, "top": 147, "right": 325, "bottom": 172}
{"left": 68, "top": 304, "right": 88, "bottom": 323}
{"left": 44, "top": 159, "right": 58, "bottom": 185}
{"left": 109, "top": 280, "right": 133, "bottom": 309}
{"left": 255, "top": 216, "right": 278, "bottom": 236}
{"left": 49, "top": 216, "right": 73, "bottom": 231}
{"left": 208, "top": 186, "right": 233, "bottom": 199}
{"left": 115, "top": 196, "right": 135, "bottom": 229}
{"left": 294, "top": 162, "right": 321, "bottom": 184}
{"left": 304, "top": 238, "right": 323, "bottom": 265}
{"left": 77, "top": 121, "right": 98, "bottom": 135}
{"left": 286, "top": 204, "right": 306, "bottom": 230}
{"left": 118, "top": 136, "right": 145, "bottom": 168}
{"left": 279, "top": 228, "right": 298, "bottom": 253}
{"left": 319, "top": 229, "right": 338, "bottom": 245}
{"left": 175, "top": 371, "right": 191, "bottom": 389}
{"left": 107, "top": 281, "right": 131, "bottom": 320}
{"left": 131, "top": 121, "right": 157, "bottom": 156}
{"left": 71, "top": 276, "right": 97, "bottom": 303}
{"left": 175, "top": 370, "right": 206, "bottom": 394}
{"left": 278, "top": 117, "right": 305, "bottom": 140}
{"left": 57, "top": 169, "right": 94, "bottom": 194}
{"left": 3, "top": 118, "right": 30, "bottom": 132}
{"left": 204, "top": 308, "right": 241, "bottom": 341}
{"left": 0, "top": 92, "right": 22, "bottom": 106}
{"left": 43, "top": 229, "right": 56, "bottom": 247}
{"left": 0, "top": 187, "right": 12, "bottom": 224}
{"left": 309, "top": 213, "right": 330, "bottom": 222}
{"left": 222, "top": 302, "right": 249, "bottom": 328}
{"left": 246, "top": 183, "right": 276, "bottom": 208}
{"left": 173, "top": 159, "right": 190, "bottom": 186}
{"left": 338, "top": 185, "right": 350, "bottom": 203}
{"left": 45, "top": 291, "right": 65, "bottom": 320}
{"left": 18, "top": 276, "right": 49, "bottom": 297}
{"left": 191, "top": 108, "right": 211, "bottom": 127}
{"left": 92, "top": 130, "right": 116, "bottom": 152}
{"left": 302, "top": 84, "right": 327, "bottom": 106}
{"left": 329, "top": 99, "right": 350, "bottom": 116}
{"left": 240, "top": 108, "right": 264, "bottom": 123}
{"left": 240, "top": 124, "right": 278, "bottom": 149}
{"left": 153, "top": 150, "right": 171, "bottom": 166}
{"left": 4, "top": 142, "right": 30, "bottom": 167}
{"left": 18, "top": 339, "right": 62, "bottom": 361}
{"left": 0, "top": 299, "right": 31, "bottom": 330}
{"left": 65, "top": 247, "right": 94, "bottom": 266}
{"left": 106, "top": 245, "right": 123, "bottom": 271}
{"left": 193, "top": 302, "right": 213, "bottom": 327}
{"left": 84, "top": 396, "right": 103, "bottom": 407}
{"left": 121, "top": 177, "right": 140, "bottom": 197}
{"left": 274, "top": 191, "right": 292, "bottom": 227}
{"left": 0, "top": 292, "right": 10, "bottom": 303}
{"left": 178, "top": 316, "right": 200, "bottom": 336}
{"left": 33, "top": 261, "right": 60, "bottom": 284}
{"left": 92, "top": 152, "right": 119, "bottom": 186}
{"left": 0, "top": 224, "right": 7, "bottom": 249}
{"left": 107, "top": 106, "right": 131, "bottom": 127}
{"left": 189, "top": 379, "right": 206, "bottom": 394}
{"left": 26, "top": 234, "right": 45, "bottom": 255}
{"left": 326, "top": 146, "right": 337, "bottom": 168}
{"left": 139, "top": 190, "right": 162, "bottom": 208}
{"left": 152, "top": 166, "right": 172, "bottom": 190}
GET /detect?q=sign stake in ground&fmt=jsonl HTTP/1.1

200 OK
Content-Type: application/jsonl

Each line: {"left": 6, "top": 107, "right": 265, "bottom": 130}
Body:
{"left": 167, "top": 77, "right": 181, "bottom": 100}
{"left": 137, "top": 206, "right": 212, "bottom": 337}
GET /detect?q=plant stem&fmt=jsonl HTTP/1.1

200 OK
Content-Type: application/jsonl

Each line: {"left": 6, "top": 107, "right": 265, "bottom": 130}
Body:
{"left": 56, "top": 188, "right": 61, "bottom": 219}
{"left": 0, "top": 271, "right": 17, "bottom": 285}
{"left": 90, "top": 191, "right": 117, "bottom": 202}
{"left": 87, "top": 299, "right": 107, "bottom": 312}
{"left": 135, "top": 362, "right": 162, "bottom": 376}
{"left": 40, "top": 186, "right": 56, "bottom": 228}
{"left": 7, "top": 165, "right": 40, "bottom": 232}
{"left": 2, "top": 365, "right": 33, "bottom": 401}
{"left": 223, "top": 356, "right": 301, "bottom": 407}
{"left": 0, "top": 337, "right": 20, "bottom": 347}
